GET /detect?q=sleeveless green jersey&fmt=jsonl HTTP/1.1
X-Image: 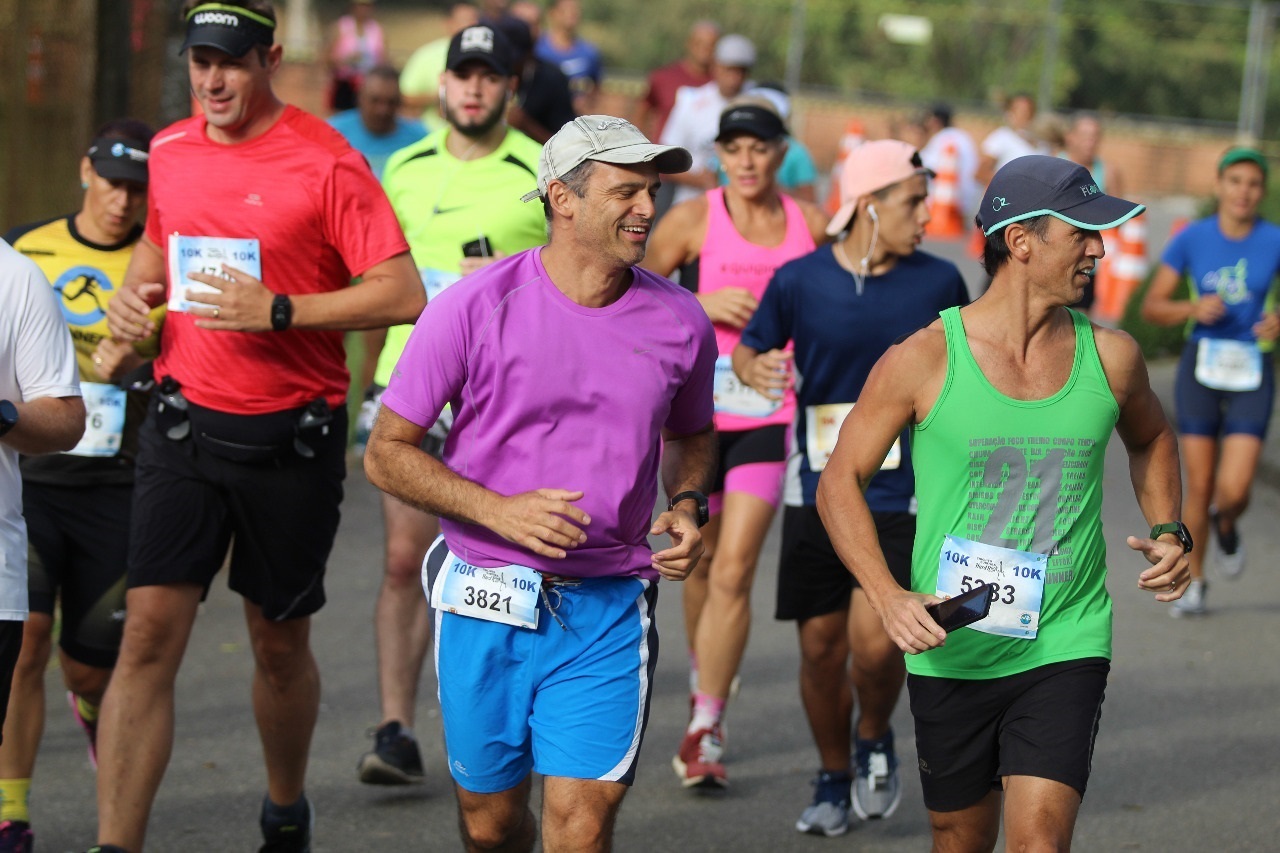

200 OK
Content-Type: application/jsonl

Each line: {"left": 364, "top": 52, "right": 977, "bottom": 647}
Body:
{"left": 908, "top": 307, "right": 1119, "bottom": 679}
{"left": 374, "top": 126, "right": 546, "bottom": 386}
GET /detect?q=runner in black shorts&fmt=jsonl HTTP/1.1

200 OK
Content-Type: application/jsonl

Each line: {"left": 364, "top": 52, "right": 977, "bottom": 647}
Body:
{"left": 735, "top": 140, "right": 968, "bottom": 835}
{"left": 0, "top": 118, "right": 156, "bottom": 850}
{"left": 93, "top": 5, "right": 423, "bottom": 850}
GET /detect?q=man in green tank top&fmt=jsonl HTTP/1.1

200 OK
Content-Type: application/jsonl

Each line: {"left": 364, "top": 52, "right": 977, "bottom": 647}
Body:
{"left": 815, "top": 156, "right": 1192, "bottom": 851}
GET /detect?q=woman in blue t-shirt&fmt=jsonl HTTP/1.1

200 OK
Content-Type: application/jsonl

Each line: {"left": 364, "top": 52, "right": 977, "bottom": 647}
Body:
{"left": 1142, "top": 147, "right": 1280, "bottom": 616}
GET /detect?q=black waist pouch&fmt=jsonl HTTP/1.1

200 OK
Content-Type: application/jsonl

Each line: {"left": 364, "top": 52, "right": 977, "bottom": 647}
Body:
{"left": 189, "top": 399, "right": 333, "bottom": 464}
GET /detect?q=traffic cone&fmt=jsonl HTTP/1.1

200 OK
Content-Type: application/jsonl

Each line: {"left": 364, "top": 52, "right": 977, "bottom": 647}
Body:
{"left": 1097, "top": 215, "right": 1148, "bottom": 322}
{"left": 925, "top": 141, "right": 965, "bottom": 239}
{"left": 825, "top": 119, "right": 865, "bottom": 216}
{"left": 1088, "top": 227, "right": 1120, "bottom": 319}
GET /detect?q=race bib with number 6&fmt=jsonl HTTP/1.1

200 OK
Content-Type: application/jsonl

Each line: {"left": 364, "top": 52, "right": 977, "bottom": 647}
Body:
{"left": 1195, "top": 338, "right": 1262, "bottom": 392}
{"left": 430, "top": 553, "right": 541, "bottom": 629}
{"left": 64, "top": 382, "right": 126, "bottom": 458}
{"left": 935, "top": 534, "right": 1047, "bottom": 639}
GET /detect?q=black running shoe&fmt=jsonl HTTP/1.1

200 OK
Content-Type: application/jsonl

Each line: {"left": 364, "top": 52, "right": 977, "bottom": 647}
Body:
{"left": 259, "top": 794, "right": 312, "bottom": 853}
{"left": 357, "top": 720, "right": 425, "bottom": 785}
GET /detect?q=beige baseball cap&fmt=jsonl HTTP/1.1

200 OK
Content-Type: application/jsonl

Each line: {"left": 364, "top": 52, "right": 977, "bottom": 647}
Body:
{"left": 520, "top": 115, "right": 692, "bottom": 203}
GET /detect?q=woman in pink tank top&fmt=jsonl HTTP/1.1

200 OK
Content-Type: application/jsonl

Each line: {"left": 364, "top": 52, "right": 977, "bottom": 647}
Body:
{"left": 326, "top": 0, "right": 387, "bottom": 112}
{"left": 645, "top": 95, "right": 829, "bottom": 789}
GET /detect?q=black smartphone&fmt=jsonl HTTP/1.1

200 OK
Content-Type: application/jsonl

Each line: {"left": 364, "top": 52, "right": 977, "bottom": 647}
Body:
{"left": 926, "top": 583, "right": 995, "bottom": 632}
{"left": 461, "top": 236, "right": 492, "bottom": 258}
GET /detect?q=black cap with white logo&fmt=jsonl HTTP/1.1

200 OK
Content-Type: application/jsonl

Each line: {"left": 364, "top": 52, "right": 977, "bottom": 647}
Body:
{"left": 716, "top": 102, "right": 787, "bottom": 143}
{"left": 87, "top": 137, "right": 150, "bottom": 184}
{"left": 978, "top": 155, "right": 1144, "bottom": 237}
{"left": 180, "top": 3, "right": 276, "bottom": 58}
{"left": 446, "top": 25, "right": 515, "bottom": 77}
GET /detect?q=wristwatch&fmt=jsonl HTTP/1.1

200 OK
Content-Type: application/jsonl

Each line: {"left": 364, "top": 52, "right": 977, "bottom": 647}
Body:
{"left": 668, "top": 490, "right": 709, "bottom": 528}
{"left": 1150, "top": 521, "right": 1193, "bottom": 554}
{"left": 270, "top": 294, "right": 293, "bottom": 331}
{"left": 0, "top": 400, "right": 17, "bottom": 439}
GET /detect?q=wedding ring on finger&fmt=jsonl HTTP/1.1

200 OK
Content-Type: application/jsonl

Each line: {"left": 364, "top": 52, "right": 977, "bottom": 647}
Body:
{"left": 92, "top": 355, "right": 103, "bottom": 365}
{"left": 213, "top": 307, "right": 220, "bottom": 319}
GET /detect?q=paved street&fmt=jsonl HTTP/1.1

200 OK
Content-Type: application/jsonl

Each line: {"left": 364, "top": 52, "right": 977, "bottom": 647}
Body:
{"left": 22, "top": 220, "right": 1280, "bottom": 852}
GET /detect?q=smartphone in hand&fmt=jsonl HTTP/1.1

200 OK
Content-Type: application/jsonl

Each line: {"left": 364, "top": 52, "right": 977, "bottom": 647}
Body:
{"left": 926, "top": 583, "right": 995, "bottom": 632}
{"left": 461, "top": 236, "right": 492, "bottom": 258}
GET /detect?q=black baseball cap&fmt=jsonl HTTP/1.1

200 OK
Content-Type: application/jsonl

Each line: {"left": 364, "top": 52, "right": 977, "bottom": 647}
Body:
{"left": 978, "top": 155, "right": 1144, "bottom": 237}
{"left": 180, "top": 3, "right": 276, "bottom": 57}
{"left": 716, "top": 102, "right": 787, "bottom": 143}
{"left": 446, "top": 25, "right": 515, "bottom": 77}
{"left": 87, "top": 137, "right": 150, "bottom": 184}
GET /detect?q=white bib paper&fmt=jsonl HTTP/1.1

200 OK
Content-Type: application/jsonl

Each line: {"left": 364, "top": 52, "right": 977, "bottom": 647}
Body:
{"left": 935, "top": 534, "right": 1047, "bottom": 639}
{"left": 430, "top": 551, "right": 541, "bottom": 630}
{"left": 1195, "top": 338, "right": 1262, "bottom": 392}
{"left": 167, "top": 234, "right": 263, "bottom": 312}
{"left": 713, "top": 355, "right": 781, "bottom": 418}
{"left": 64, "top": 382, "right": 126, "bottom": 458}
{"left": 805, "top": 403, "right": 900, "bottom": 473}
{"left": 421, "top": 268, "right": 462, "bottom": 302}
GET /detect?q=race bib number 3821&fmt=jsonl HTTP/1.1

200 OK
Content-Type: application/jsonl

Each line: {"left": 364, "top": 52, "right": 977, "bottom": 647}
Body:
{"left": 430, "top": 555, "right": 542, "bottom": 629}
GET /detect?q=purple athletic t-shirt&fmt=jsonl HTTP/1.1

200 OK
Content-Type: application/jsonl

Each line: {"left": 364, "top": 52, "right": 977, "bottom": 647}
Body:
{"left": 382, "top": 247, "right": 717, "bottom": 580}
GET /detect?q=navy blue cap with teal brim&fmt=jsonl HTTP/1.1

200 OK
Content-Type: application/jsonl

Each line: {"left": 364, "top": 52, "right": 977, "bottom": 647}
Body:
{"left": 180, "top": 3, "right": 276, "bottom": 58}
{"left": 978, "top": 155, "right": 1144, "bottom": 237}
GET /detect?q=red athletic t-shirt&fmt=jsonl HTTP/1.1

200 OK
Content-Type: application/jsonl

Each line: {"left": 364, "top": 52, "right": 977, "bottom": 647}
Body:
{"left": 145, "top": 106, "right": 409, "bottom": 414}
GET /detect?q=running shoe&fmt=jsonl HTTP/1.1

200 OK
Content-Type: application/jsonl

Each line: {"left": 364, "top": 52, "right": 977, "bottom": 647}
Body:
{"left": 852, "top": 730, "right": 902, "bottom": 820}
{"left": 795, "top": 770, "right": 852, "bottom": 837}
{"left": 357, "top": 720, "right": 425, "bottom": 785}
{"left": 672, "top": 724, "right": 727, "bottom": 789}
{"left": 1170, "top": 579, "right": 1208, "bottom": 617}
{"left": 1211, "top": 513, "right": 1246, "bottom": 580}
{"left": 0, "top": 821, "right": 32, "bottom": 853}
{"left": 68, "top": 690, "right": 99, "bottom": 769}
{"left": 258, "top": 794, "right": 313, "bottom": 853}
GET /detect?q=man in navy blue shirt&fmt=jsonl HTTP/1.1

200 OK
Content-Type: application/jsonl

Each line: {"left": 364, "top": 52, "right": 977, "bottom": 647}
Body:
{"left": 734, "top": 139, "right": 969, "bottom": 837}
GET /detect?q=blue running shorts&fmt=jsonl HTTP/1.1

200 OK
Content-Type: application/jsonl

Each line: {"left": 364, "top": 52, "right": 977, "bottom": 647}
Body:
{"left": 424, "top": 536, "right": 659, "bottom": 794}
{"left": 1174, "top": 340, "right": 1275, "bottom": 439}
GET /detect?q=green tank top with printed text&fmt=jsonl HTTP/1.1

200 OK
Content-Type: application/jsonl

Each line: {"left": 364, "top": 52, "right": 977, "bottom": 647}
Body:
{"left": 907, "top": 307, "right": 1119, "bottom": 679}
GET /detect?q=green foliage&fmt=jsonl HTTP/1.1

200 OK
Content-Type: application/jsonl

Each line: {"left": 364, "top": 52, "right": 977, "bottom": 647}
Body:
{"left": 1119, "top": 269, "right": 1189, "bottom": 360}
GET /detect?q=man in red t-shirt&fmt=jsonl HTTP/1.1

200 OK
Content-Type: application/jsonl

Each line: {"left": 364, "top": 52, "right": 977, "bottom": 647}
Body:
{"left": 97, "top": 3, "right": 422, "bottom": 852}
{"left": 634, "top": 20, "right": 720, "bottom": 142}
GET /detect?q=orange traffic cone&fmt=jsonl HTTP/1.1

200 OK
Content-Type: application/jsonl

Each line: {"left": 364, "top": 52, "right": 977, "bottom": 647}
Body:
{"left": 1088, "top": 227, "right": 1120, "bottom": 319}
{"left": 925, "top": 141, "right": 965, "bottom": 239}
{"left": 825, "top": 119, "right": 865, "bottom": 216}
{"left": 1096, "top": 215, "right": 1148, "bottom": 322}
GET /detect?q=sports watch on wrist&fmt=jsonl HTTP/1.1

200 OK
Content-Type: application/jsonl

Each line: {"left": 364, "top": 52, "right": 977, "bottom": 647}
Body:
{"left": 270, "top": 294, "right": 293, "bottom": 332}
{"left": 0, "top": 400, "right": 17, "bottom": 439}
{"left": 668, "top": 490, "right": 709, "bottom": 528}
{"left": 1150, "top": 521, "right": 1193, "bottom": 554}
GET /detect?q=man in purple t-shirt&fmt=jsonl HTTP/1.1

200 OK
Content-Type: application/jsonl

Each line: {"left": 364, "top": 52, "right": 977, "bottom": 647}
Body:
{"left": 366, "top": 115, "right": 717, "bottom": 852}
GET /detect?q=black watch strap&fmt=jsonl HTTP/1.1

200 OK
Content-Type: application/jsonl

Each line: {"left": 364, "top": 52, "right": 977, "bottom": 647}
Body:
{"left": 0, "top": 399, "right": 17, "bottom": 438}
{"left": 668, "top": 490, "right": 709, "bottom": 527}
{"left": 1150, "top": 521, "right": 1193, "bottom": 554}
{"left": 270, "top": 294, "right": 293, "bottom": 332}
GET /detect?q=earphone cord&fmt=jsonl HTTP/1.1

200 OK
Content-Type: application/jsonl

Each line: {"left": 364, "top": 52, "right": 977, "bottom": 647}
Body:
{"left": 836, "top": 215, "right": 880, "bottom": 297}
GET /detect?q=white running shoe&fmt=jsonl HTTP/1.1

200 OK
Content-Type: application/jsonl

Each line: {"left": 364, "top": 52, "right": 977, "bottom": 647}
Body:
{"left": 1170, "top": 579, "right": 1208, "bottom": 617}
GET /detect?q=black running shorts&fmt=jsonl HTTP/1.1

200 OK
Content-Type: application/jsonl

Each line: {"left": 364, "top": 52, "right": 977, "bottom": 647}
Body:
{"left": 908, "top": 657, "right": 1110, "bottom": 812}
{"left": 23, "top": 481, "right": 130, "bottom": 668}
{"left": 0, "top": 620, "right": 22, "bottom": 741}
{"left": 775, "top": 505, "right": 914, "bottom": 621}
{"left": 127, "top": 407, "right": 347, "bottom": 621}
{"left": 711, "top": 424, "right": 788, "bottom": 494}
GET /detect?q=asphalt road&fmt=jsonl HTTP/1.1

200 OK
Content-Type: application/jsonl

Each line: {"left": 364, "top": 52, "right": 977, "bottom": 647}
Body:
{"left": 23, "top": 217, "right": 1280, "bottom": 851}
